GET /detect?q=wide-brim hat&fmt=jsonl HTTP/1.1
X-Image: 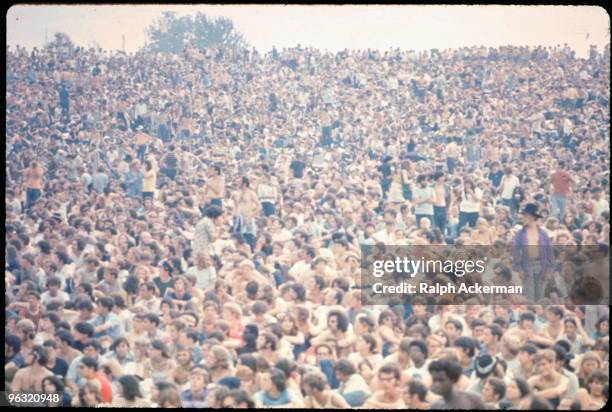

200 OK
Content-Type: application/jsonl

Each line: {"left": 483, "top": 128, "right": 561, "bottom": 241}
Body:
{"left": 520, "top": 203, "right": 543, "bottom": 219}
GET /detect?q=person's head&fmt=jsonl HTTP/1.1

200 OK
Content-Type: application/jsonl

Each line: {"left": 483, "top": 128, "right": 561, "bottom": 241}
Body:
{"left": 42, "top": 375, "right": 65, "bottom": 395}
{"left": 483, "top": 377, "right": 506, "bottom": 403}
{"left": 158, "top": 387, "right": 182, "bottom": 408}
{"left": 257, "top": 332, "right": 278, "bottom": 352}
{"left": 79, "top": 356, "right": 98, "bottom": 379}
{"left": 483, "top": 324, "right": 503, "bottom": 346}
{"left": 144, "top": 313, "right": 160, "bottom": 331}
{"left": 579, "top": 352, "right": 602, "bottom": 378}
{"left": 333, "top": 359, "right": 355, "bottom": 382}
{"left": 205, "top": 205, "right": 224, "bottom": 224}
{"left": 79, "top": 381, "right": 102, "bottom": 407}
{"left": 189, "top": 366, "right": 210, "bottom": 391}
{"left": 596, "top": 314, "right": 609, "bottom": 336}
{"left": 586, "top": 370, "right": 608, "bottom": 397}
{"left": 148, "top": 340, "right": 170, "bottom": 360}
{"left": 74, "top": 321, "right": 95, "bottom": 342}
{"left": 505, "top": 377, "right": 530, "bottom": 401}
{"left": 403, "top": 379, "right": 428, "bottom": 407}
{"left": 408, "top": 339, "right": 428, "bottom": 365}
{"left": 417, "top": 174, "right": 427, "bottom": 187}
{"left": 444, "top": 319, "right": 463, "bottom": 341}
{"left": 28, "top": 345, "right": 49, "bottom": 367}
{"left": 302, "top": 371, "right": 328, "bottom": 396}
{"left": 428, "top": 359, "right": 463, "bottom": 398}
{"left": 518, "top": 343, "right": 538, "bottom": 365}
{"left": 111, "top": 337, "right": 131, "bottom": 358}
{"left": 96, "top": 296, "right": 114, "bottom": 315}
{"left": 474, "top": 354, "right": 498, "bottom": 380}
{"left": 208, "top": 345, "right": 231, "bottom": 370}
{"left": 535, "top": 349, "right": 556, "bottom": 376}
{"left": 519, "top": 311, "right": 535, "bottom": 329}
{"left": 262, "top": 367, "right": 286, "bottom": 394}
{"left": 378, "top": 364, "right": 402, "bottom": 395}
{"left": 454, "top": 336, "right": 477, "bottom": 363}
{"left": 470, "top": 318, "right": 487, "bottom": 341}
{"left": 357, "top": 334, "right": 378, "bottom": 354}
{"left": 327, "top": 310, "right": 349, "bottom": 333}
{"left": 220, "top": 389, "right": 256, "bottom": 409}
{"left": 545, "top": 306, "right": 564, "bottom": 323}
{"left": 5, "top": 334, "right": 21, "bottom": 358}
{"left": 118, "top": 375, "right": 142, "bottom": 401}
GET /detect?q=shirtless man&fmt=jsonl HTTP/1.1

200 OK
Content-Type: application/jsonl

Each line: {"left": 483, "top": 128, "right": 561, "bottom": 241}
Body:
{"left": 512, "top": 203, "right": 553, "bottom": 302}
{"left": 206, "top": 164, "right": 226, "bottom": 209}
{"left": 11, "top": 346, "right": 53, "bottom": 393}
{"left": 362, "top": 364, "right": 407, "bottom": 409}
{"left": 232, "top": 176, "right": 260, "bottom": 250}
{"left": 528, "top": 349, "right": 569, "bottom": 409}
{"left": 23, "top": 161, "right": 44, "bottom": 210}
{"left": 575, "top": 370, "right": 608, "bottom": 410}
{"left": 428, "top": 359, "right": 486, "bottom": 409}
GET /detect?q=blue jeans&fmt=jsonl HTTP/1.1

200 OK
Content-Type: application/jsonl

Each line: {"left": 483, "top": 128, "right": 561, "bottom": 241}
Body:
{"left": 25, "top": 188, "right": 41, "bottom": 210}
{"left": 459, "top": 211, "right": 479, "bottom": 229}
{"left": 137, "top": 144, "right": 147, "bottom": 161}
{"left": 262, "top": 201, "right": 275, "bottom": 217}
{"left": 522, "top": 261, "right": 544, "bottom": 302}
{"left": 502, "top": 198, "right": 517, "bottom": 220}
{"left": 447, "top": 157, "right": 458, "bottom": 174}
{"left": 433, "top": 206, "right": 448, "bottom": 233}
{"left": 551, "top": 193, "right": 568, "bottom": 222}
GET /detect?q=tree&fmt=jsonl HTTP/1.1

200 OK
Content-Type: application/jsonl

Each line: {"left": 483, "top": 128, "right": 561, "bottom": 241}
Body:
{"left": 144, "top": 11, "right": 247, "bottom": 54}
{"left": 45, "top": 32, "right": 75, "bottom": 51}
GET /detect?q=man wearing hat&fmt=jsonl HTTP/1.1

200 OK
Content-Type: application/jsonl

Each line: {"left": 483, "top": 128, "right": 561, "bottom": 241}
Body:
{"left": 468, "top": 354, "right": 499, "bottom": 394}
{"left": 511, "top": 203, "right": 554, "bottom": 302}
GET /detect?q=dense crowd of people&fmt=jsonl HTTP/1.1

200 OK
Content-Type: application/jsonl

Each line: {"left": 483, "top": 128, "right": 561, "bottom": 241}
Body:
{"left": 4, "top": 36, "right": 610, "bottom": 409}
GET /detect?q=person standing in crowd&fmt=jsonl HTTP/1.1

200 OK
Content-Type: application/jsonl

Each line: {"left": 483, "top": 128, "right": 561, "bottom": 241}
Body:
{"left": 125, "top": 160, "right": 143, "bottom": 199}
{"left": 142, "top": 157, "right": 157, "bottom": 199}
{"left": 550, "top": 160, "right": 573, "bottom": 222}
{"left": 499, "top": 166, "right": 521, "bottom": 219}
{"left": 458, "top": 178, "right": 482, "bottom": 229}
{"left": 232, "top": 176, "right": 261, "bottom": 250}
{"left": 192, "top": 205, "right": 224, "bottom": 256}
{"left": 23, "top": 161, "right": 44, "bottom": 210}
{"left": 206, "top": 164, "right": 226, "bottom": 209}
{"left": 413, "top": 174, "right": 435, "bottom": 229}
{"left": 432, "top": 171, "right": 451, "bottom": 235}
{"left": 91, "top": 166, "right": 109, "bottom": 194}
{"left": 257, "top": 167, "right": 280, "bottom": 217}
{"left": 134, "top": 125, "right": 149, "bottom": 162}
{"left": 512, "top": 203, "right": 554, "bottom": 302}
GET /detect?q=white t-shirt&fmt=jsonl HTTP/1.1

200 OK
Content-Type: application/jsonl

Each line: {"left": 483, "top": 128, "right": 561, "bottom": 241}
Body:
{"left": 186, "top": 266, "right": 217, "bottom": 291}
{"left": 459, "top": 188, "right": 483, "bottom": 213}
{"left": 500, "top": 175, "right": 520, "bottom": 199}
{"left": 404, "top": 361, "right": 431, "bottom": 383}
{"left": 592, "top": 198, "right": 609, "bottom": 219}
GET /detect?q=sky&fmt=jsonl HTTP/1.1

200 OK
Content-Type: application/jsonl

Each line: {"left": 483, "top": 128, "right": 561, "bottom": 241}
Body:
{"left": 6, "top": 5, "right": 610, "bottom": 58}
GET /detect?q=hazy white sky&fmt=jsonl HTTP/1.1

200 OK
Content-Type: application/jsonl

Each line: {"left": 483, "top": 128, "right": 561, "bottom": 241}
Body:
{"left": 6, "top": 5, "right": 610, "bottom": 57}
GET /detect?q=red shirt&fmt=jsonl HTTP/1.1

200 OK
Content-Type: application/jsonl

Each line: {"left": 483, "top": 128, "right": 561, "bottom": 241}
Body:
{"left": 551, "top": 170, "right": 571, "bottom": 196}
{"left": 92, "top": 372, "right": 113, "bottom": 403}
